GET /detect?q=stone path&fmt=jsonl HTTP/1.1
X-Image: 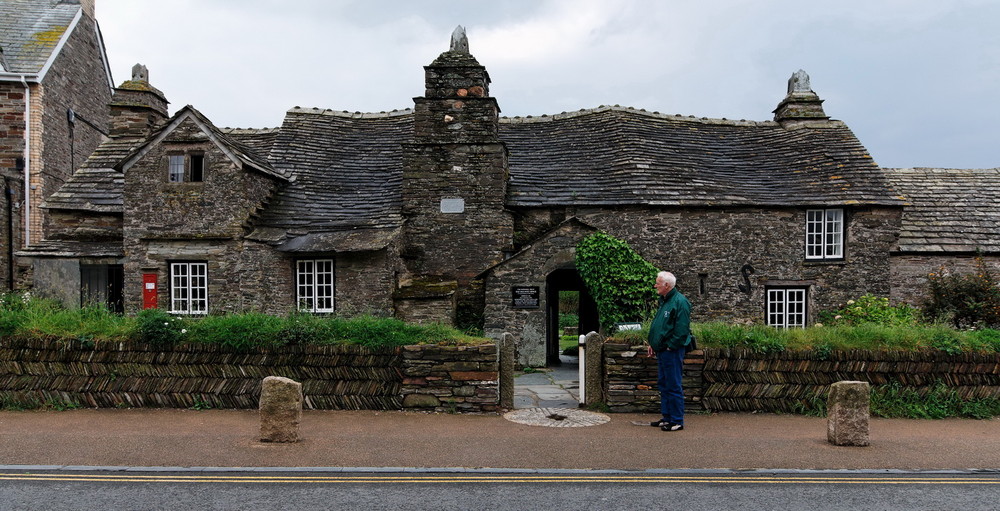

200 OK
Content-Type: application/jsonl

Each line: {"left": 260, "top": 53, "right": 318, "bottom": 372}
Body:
{"left": 513, "top": 354, "right": 580, "bottom": 409}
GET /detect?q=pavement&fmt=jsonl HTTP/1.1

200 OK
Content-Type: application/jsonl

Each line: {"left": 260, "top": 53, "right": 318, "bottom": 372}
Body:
{"left": 1, "top": 357, "right": 999, "bottom": 473}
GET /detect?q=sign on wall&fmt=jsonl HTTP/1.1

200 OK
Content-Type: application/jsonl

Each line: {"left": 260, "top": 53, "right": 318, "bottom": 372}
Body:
{"left": 511, "top": 286, "right": 540, "bottom": 309}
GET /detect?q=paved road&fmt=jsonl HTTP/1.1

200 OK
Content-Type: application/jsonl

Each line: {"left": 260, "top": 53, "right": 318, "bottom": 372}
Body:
{"left": 2, "top": 470, "right": 998, "bottom": 511}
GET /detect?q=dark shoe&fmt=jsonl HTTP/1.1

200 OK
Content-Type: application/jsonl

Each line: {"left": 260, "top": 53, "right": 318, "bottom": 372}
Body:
{"left": 650, "top": 419, "right": 669, "bottom": 427}
{"left": 661, "top": 422, "right": 684, "bottom": 432}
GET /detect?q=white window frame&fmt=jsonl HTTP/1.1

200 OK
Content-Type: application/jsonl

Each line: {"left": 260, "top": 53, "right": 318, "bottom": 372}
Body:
{"left": 767, "top": 287, "right": 807, "bottom": 328}
{"left": 805, "top": 208, "right": 844, "bottom": 260}
{"left": 297, "top": 259, "right": 335, "bottom": 313}
{"left": 170, "top": 262, "right": 208, "bottom": 315}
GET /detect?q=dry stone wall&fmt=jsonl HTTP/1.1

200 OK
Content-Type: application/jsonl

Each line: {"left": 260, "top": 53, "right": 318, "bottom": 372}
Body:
{"left": 701, "top": 348, "right": 1000, "bottom": 413}
{"left": 0, "top": 338, "right": 500, "bottom": 413}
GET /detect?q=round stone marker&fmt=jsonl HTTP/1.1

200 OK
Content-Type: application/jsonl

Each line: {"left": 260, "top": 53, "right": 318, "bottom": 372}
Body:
{"left": 503, "top": 407, "right": 610, "bottom": 428}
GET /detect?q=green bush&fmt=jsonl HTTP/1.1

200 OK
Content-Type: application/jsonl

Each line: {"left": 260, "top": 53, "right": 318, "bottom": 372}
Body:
{"left": 819, "top": 294, "right": 918, "bottom": 327}
{"left": 923, "top": 258, "right": 1000, "bottom": 328}
{"left": 575, "top": 232, "right": 659, "bottom": 331}
{"left": 135, "top": 309, "right": 187, "bottom": 346}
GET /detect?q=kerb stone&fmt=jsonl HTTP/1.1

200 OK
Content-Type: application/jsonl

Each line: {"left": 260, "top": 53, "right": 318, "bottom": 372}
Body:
{"left": 259, "top": 376, "right": 303, "bottom": 443}
{"left": 827, "top": 380, "right": 870, "bottom": 447}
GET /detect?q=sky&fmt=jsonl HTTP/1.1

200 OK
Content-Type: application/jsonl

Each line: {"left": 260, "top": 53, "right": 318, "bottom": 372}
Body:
{"left": 95, "top": 0, "right": 1000, "bottom": 169}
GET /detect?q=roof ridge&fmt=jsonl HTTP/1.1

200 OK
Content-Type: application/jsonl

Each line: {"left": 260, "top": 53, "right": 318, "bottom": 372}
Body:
{"left": 499, "top": 105, "right": 777, "bottom": 126}
{"left": 286, "top": 107, "right": 413, "bottom": 119}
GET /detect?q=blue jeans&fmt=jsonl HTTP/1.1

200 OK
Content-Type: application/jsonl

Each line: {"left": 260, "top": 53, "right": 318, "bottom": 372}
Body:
{"left": 657, "top": 348, "right": 685, "bottom": 425}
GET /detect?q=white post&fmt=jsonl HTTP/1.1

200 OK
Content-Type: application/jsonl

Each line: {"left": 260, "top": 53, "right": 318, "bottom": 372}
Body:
{"left": 578, "top": 334, "right": 586, "bottom": 405}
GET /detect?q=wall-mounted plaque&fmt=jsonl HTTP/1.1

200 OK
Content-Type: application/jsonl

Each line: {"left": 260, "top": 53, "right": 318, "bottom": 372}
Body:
{"left": 511, "top": 286, "right": 540, "bottom": 309}
{"left": 440, "top": 198, "right": 465, "bottom": 213}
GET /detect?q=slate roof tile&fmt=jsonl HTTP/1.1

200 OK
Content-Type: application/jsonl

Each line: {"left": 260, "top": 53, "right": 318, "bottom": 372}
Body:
{"left": 0, "top": 0, "right": 78, "bottom": 74}
{"left": 885, "top": 167, "right": 1000, "bottom": 253}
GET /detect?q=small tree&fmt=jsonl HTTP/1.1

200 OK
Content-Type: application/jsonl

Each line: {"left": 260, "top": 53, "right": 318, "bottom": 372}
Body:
{"left": 923, "top": 257, "right": 1000, "bottom": 328}
{"left": 575, "top": 232, "right": 659, "bottom": 331}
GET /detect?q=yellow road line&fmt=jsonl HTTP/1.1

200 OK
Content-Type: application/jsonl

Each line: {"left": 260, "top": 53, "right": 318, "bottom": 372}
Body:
{"left": 0, "top": 473, "right": 998, "bottom": 485}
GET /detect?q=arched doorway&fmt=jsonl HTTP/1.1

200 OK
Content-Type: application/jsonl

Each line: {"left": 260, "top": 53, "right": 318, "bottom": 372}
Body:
{"left": 545, "top": 268, "right": 599, "bottom": 366}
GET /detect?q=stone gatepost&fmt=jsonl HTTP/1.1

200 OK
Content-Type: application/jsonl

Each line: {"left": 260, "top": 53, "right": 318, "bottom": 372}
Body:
{"left": 499, "top": 333, "right": 515, "bottom": 409}
{"left": 827, "top": 380, "right": 870, "bottom": 447}
{"left": 259, "top": 376, "right": 303, "bottom": 443}
{"left": 583, "top": 331, "right": 604, "bottom": 408}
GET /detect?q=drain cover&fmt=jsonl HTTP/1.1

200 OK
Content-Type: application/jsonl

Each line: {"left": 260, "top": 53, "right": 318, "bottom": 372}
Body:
{"left": 503, "top": 407, "right": 610, "bottom": 428}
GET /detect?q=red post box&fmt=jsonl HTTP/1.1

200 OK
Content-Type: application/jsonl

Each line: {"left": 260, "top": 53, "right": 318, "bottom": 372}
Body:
{"left": 142, "top": 273, "right": 158, "bottom": 310}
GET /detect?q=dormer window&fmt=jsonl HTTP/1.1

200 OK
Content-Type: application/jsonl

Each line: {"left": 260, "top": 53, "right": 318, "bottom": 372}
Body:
{"left": 168, "top": 153, "right": 204, "bottom": 182}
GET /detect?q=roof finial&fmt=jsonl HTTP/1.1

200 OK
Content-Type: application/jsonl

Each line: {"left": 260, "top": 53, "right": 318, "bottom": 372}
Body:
{"left": 450, "top": 25, "right": 469, "bottom": 54}
{"left": 787, "top": 69, "right": 811, "bottom": 94}
{"left": 132, "top": 63, "right": 149, "bottom": 83}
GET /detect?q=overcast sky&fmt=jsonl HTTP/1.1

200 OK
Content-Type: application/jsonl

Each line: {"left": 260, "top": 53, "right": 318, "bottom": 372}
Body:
{"left": 95, "top": 0, "right": 999, "bottom": 169}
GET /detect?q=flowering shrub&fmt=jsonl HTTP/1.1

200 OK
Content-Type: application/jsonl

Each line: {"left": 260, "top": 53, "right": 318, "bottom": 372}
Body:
{"left": 923, "top": 257, "right": 1000, "bottom": 329}
{"left": 135, "top": 309, "right": 188, "bottom": 346}
{"left": 819, "top": 294, "right": 918, "bottom": 327}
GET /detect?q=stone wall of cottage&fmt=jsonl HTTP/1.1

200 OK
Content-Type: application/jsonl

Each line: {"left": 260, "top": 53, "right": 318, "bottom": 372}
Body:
{"left": 485, "top": 220, "right": 596, "bottom": 367}
{"left": 890, "top": 254, "right": 1000, "bottom": 307}
{"left": 45, "top": 210, "right": 122, "bottom": 241}
{"left": 31, "top": 14, "right": 112, "bottom": 245}
{"left": 512, "top": 205, "right": 901, "bottom": 323}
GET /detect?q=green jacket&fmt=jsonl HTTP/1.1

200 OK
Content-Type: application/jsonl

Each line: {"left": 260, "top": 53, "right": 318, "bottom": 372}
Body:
{"left": 647, "top": 288, "right": 692, "bottom": 352}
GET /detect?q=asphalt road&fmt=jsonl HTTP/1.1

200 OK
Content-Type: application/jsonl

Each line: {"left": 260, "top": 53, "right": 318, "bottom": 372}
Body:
{"left": 1, "top": 470, "right": 999, "bottom": 510}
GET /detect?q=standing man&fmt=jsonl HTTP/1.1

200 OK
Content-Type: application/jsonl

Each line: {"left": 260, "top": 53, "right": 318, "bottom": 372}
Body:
{"left": 647, "top": 271, "right": 692, "bottom": 432}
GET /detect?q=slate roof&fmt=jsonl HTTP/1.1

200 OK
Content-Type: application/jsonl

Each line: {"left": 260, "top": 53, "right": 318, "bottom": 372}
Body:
{"left": 253, "top": 108, "right": 413, "bottom": 235}
{"left": 0, "top": 0, "right": 79, "bottom": 74}
{"left": 222, "top": 127, "right": 280, "bottom": 159}
{"left": 500, "top": 106, "right": 902, "bottom": 207}
{"left": 42, "top": 167, "right": 124, "bottom": 213}
{"left": 40, "top": 136, "right": 144, "bottom": 213}
{"left": 885, "top": 167, "right": 1000, "bottom": 253}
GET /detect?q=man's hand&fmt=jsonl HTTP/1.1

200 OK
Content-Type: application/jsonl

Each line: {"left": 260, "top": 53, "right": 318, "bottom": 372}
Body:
{"left": 647, "top": 345, "right": 654, "bottom": 357}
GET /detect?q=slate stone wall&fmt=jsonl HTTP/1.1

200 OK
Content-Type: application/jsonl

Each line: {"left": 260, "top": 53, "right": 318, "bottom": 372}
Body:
{"left": 398, "top": 49, "right": 513, "bottom": 324}
{"left": 890, "top": 254, "right": 1000, "bottom": 306}
{"left": 511, "top": 205, "right": 901, "bottom": 324}
{"left": 400, "top": 344, "right": 500, "bottom": 413}
{"left": 31, "top": 14, "right": 112, "bottom": 244}
{"left": 484, "top": 220, "right": 596, "bottom": 367}
{"left": 0, "top": 338, "right": 499, "bottom": 413}
{"left": 700, "top": 348, "right": 1000, "bottom": 413}
{"left": 46, "top": 210, "right": 122, "bottom": 241}
{"left": 603, "top": 343, "right": 706, "bottom": 413}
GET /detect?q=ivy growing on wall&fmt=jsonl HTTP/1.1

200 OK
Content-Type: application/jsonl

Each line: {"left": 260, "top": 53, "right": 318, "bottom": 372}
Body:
{"left": 575, "top": 231, "right": 660, "bottom": 331}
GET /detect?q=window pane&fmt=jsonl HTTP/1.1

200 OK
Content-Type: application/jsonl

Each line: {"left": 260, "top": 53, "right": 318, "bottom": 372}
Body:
{"left": 825, "top": 209, "right": 843, "bottom": 258}
{"left": 190, "top": 154, "right": 204, "bottom": 182}
{"left": 168, "top": 155, "right": 185, "bottom": 182}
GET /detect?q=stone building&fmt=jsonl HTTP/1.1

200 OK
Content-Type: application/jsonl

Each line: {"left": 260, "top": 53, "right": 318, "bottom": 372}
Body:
{"left": 0, "top": 0, "right": 113, "bottom": 292}
{"left": 21, "top": 26, "right": 997, "bottom": 366}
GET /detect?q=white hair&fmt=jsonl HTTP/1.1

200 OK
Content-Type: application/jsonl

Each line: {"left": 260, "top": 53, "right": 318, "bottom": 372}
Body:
{"left": 657, "top": 271, "right": 676, "bottom": 288}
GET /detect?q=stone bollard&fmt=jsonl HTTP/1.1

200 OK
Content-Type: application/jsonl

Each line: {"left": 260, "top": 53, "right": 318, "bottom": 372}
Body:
{"left": 827, "top": 380, "right": 870, "bottom": 447}
{"left": 259, "top": 376, "right": 303, "bottom": 443}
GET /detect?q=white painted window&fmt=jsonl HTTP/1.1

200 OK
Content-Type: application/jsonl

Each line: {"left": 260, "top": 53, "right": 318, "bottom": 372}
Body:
{"left": 167, "top": 153, "right": 205, "bottom": 182}
{"left": 297, "top": 259, "right": 335, "bottom": 313}
{"left": 170, "top": 262, "right": 208, "bottom": 315}
{"left": 767, "top": 287, "right": 807, "bottom": 328}
{"left": 805, "top": 209, "right": 844, "bottom": 260}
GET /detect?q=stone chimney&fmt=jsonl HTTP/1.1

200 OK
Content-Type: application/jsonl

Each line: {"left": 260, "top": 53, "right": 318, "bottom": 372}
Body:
{"left": 773, "top": 70, "right": 830, "bottom": 128}
{"left": 397, "top": 26, "right": 513, "bottom": 323}
{"left": 108, "top": 64, "right": 169, "bottom": 138}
